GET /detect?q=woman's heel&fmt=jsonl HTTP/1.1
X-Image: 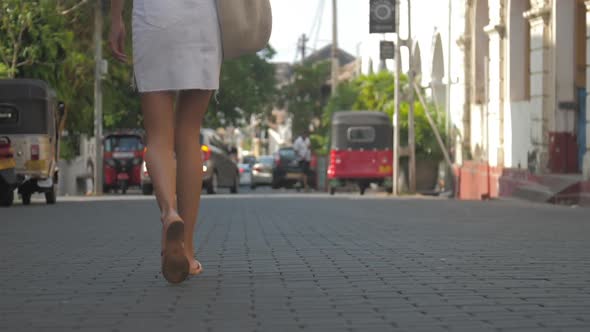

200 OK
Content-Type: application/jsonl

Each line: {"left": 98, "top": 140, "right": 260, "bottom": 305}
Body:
{"left": 161, "top": 221, "right": 189, "bottom": 284}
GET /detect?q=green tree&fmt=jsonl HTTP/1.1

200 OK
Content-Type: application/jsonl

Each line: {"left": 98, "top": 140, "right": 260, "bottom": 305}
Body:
{"left": 321, "top": 71, "right": 446, "bottom": 160}
{"left": 312, "top": 80, "right": 360, "bottom": 154}
{"left": 207, "top": 46, "right": 278, "bottom": 128}
{"left": 1, "top": 1, "right": 276, "bottom": 141}
{"left": 280, "top": 61, "right": 331, "bottom": 136}
{"left": 1, "top": 0, "right": 142, "bottom": 135}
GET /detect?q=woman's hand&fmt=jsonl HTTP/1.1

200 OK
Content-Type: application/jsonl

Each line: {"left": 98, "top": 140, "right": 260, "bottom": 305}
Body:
{"left": 109, "top": 16, "right": 128, "bottom": 63}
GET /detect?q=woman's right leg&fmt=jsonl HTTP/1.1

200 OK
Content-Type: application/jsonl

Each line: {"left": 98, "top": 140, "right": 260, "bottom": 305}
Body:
{"left": 141, "top": 91, "right": 189, "bottom": 283}
{"left": 141, "top": 91, "right": 179, "bottom": 223}
{"left": 175, "top": 89, "right": 212, "bottom": 274}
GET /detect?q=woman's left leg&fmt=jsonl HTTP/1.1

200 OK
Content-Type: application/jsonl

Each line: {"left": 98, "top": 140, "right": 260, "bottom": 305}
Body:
{"left": 175, "top": 89, "right": 212, "bottom": 274}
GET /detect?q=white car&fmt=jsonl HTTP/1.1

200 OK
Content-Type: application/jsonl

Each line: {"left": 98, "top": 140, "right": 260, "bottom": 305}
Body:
{"left": 238, "top": 163, "right": 252, "bottom": 186}
{"left": 250, "top": 155, "right": 274, "bottom": 189}
{"left": 140, "top": 160, "right": 153, "bottom": 195}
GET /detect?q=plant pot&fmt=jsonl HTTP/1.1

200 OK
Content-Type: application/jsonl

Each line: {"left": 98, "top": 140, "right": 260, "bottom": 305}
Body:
{"left": 399, "top": 156, "right": 441, "bottom": 192}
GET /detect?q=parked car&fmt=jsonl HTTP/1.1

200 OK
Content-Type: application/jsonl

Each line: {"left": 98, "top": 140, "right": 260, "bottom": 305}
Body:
{"left": 242, "top": 155, "right": 257, "bottom": 166}
{"left": 250, "top": 155, "right": 274, "bottom": 189}
{"left": 140, "top": 129, "right": 239, "bottom": 195}
{"left": 140, "top": 157, "right": 152, "bottom": 195}
{"left": 201, "top": 129, "right": 239, "bottom": 194}
{"left": 238, "top": 162, "right": 252, "bottom": 186}
{"left": 238, "top": 155, "right": 256, "bottom": 186}
{"left": 272, "top": 147, "right": 303, "bottom": 189}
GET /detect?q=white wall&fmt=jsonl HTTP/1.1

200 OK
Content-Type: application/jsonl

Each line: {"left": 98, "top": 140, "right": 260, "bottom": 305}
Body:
{"left": 471, "top": 104, "right": 485, "bottom": 160}
{"left": 505, "top": 101, "right": 532, "bottom": 168}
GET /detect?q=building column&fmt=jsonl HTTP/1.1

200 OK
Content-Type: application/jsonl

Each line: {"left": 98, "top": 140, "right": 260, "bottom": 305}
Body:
{"left": 585, "top": 1, "right": 590, "bottom": 179}
{"left": 455, "top": 0, "right": 471, "bottom": 165}
{"left": 524, "top": 1, "right": 552, "bottom": 174}
{"left": 459, "top": 0, "right": 473, "bottom": 164}
{"left": 484, "top": 0, "right": 506, "bottom": 168}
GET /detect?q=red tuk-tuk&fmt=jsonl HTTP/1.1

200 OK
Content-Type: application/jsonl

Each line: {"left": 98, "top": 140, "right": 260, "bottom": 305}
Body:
{"left": 103, "top": 130, "right": 145, "bottom": 194}
{"left": 327, "top": 111, "right": 393, "bottom": 195}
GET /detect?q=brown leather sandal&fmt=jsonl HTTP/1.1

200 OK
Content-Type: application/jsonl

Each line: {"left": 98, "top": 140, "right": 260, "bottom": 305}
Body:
{"left": 189, "top": 259, "right": 203, "bottom": 276}
{"left": 161, "top": 220, "right": 189, "bottom": 284}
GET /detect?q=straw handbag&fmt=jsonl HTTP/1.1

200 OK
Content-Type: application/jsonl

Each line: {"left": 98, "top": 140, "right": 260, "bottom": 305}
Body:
{"left": 215, "top": 0, "right": 273, "bottom": 60}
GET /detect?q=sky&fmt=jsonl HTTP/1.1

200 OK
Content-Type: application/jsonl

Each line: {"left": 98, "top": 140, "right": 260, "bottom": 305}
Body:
{"left": 268, "top": 0, "right": 442, "bottom": 65}
{"left": 268, "top": 0, "right": 368, "bottom": 63}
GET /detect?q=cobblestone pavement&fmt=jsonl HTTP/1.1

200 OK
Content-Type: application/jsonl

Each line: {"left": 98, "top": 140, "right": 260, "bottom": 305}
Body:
{"left": 1, "top": 194, "right": 589, "bottom": 332}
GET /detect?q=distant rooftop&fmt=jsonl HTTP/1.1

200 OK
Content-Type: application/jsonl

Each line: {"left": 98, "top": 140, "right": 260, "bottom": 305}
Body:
{"left": 303, "top": 44, "right": 356, "bottom": 66}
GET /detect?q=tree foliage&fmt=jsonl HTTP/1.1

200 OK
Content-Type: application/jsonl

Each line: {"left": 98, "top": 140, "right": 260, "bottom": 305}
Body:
{"left": 1, "top": 1, "right": 276, "bottom": 139}
{"left": 0, "top": 0, "right": 139, "bottom": 136}
{"left": 207, "top": 46, "right": 278, "bottom": 128}
{"left": 279, "top": 61, "right": 331, "bottom": 136}
{"left": 320, "top": 71, "right": 447, "bottom": 159}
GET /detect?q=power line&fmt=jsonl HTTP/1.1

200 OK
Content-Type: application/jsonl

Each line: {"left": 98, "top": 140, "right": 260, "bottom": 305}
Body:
{"left": 293, "top": 0, "right": 326, "bottom": 63}
{"left": 308, "top": 0, "right": 324, "bottom": 39}
{"left": 312, "top": 0, "right": 326, "bottom": 51}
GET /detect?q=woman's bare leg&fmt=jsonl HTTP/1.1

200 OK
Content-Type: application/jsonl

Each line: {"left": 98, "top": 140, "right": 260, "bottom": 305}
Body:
{"left": 175, "top": 89, "right": 212, "bottom": 274}
{"left": 141, "top": 91, "right": 189, "bottom": 283}
{"left": 141, "top": 91, "right": 181, "bottom": 224}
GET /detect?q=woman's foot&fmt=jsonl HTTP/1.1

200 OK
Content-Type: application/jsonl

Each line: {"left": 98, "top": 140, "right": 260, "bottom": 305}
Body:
{"left": 184, "top": 248, "right": 203, "bottom": 275}
{"left": 188, "top": 257, "right": 203, "bottom": 275}
{"left": 161, "top": 216, "right": 190, "bottom": 284}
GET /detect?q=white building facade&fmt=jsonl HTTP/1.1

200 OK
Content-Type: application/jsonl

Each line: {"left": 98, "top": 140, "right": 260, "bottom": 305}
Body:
{"left": 464, "top": 0, "right": 589, "bottom": 173}
{"left": 361, "top": 0, "right": 590, "bottom": 199}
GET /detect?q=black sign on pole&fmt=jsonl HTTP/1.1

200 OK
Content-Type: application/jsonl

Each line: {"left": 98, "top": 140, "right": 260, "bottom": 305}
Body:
{"left": 380, "top": 41, "right": 395, "bottom": 60}
{"left": 370, "top": 0, "right": 396, "bottom": 34}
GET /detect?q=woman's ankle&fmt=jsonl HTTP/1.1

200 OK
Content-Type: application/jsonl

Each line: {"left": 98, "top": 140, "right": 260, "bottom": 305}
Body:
{"left": 161, "top": 209, "right": 182, "bottom": 224}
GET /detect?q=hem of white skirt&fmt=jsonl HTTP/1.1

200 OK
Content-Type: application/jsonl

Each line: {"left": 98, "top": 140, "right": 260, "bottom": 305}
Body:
{"left": 137, "top": 86, "right": 219, "bottom": 93}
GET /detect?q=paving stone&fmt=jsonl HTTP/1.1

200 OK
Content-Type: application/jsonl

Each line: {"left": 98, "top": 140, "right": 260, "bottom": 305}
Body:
{"left": 1, "top": 196, "right": 589, "bottom": 331}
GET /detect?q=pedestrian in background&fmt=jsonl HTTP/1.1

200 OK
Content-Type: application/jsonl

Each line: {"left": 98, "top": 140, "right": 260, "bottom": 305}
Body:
{"left": 293, "top": 131, "right": 312, "bottom": 192}
{"left": 109, "top": 0, "right": 222, "bottom": 283}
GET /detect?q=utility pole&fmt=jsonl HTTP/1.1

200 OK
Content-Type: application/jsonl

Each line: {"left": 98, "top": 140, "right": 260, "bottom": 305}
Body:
{"left": 407, "top": 0, "right": 416, "bottom": 193}
{"left": 93, "top": 0, "right": 103, "bottom": 195}
{"left": 392, "top": 0, "right": 401, "bottom": 196}
{"left": 298, "top": 34, "right": 309, "bottom": 60}
{"left": 331, "top": 0, "right": 339, "bottom": 94}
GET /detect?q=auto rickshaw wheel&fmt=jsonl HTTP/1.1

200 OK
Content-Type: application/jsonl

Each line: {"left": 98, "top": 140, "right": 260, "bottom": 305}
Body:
{"left": 0, "top": 188, "right": 14, "bottom": 207}
{"left": 22, "top": 192, "right": 32, "bottom": 205}
{"left": 359, "top": 186, "right": 366, "bottom": 196}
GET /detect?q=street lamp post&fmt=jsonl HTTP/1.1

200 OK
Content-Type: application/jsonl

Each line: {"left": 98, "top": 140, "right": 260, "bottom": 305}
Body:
{"left": 331, "top": 0, "right": 339, "bottom": 95}
{"left": 93, "top": 0, "right": 104, "bottom": 195}
{"left": 392, "top": 0, "right": 414, "bottom": 195}
{"left": 393, "top": 1, "right": 401, "bottom": 196}
{"left": 407, "top": 0, "right": 416, "bottom": 194}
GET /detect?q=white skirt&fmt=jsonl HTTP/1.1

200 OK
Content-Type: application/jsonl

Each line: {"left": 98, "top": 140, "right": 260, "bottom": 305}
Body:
{"left": 132, "top": 0, "right": 222, "bottom": 92}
